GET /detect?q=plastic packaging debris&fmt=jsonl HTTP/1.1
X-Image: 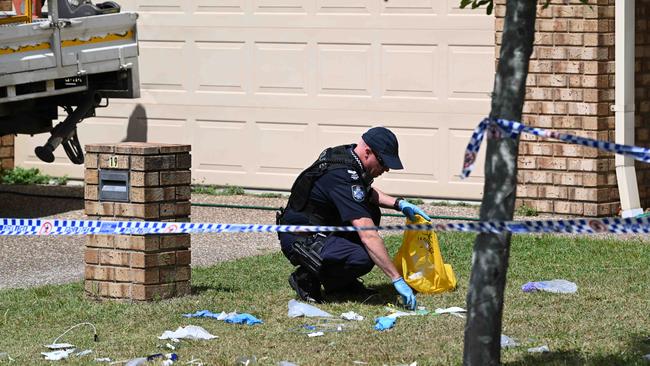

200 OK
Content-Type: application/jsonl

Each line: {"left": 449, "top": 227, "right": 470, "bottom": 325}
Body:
{"left": 0, "top": 352, "right": 15, "bottom": 362}
{"left": 307, "top": 331, "right": 324, "bottom": 337}
{"left": 159, "top": 325, "right": 217, "bottom": 340}
{"left": 183, "top": 310, "right": 262, "bottom": 325}
{"left": 374, "top": 316, "right": 396, "bottom": 331}
{"left": 500, "top": 335, "right": 519, "bottom": 349}
{"left": 435, "top": 307, "right": 466, "bottom": 318}
{"left": 287, "top": 300, "right": 332, "bottom": 318}
{"left": 642, "top": 354, "right": 650, "bottom": 361}
{"left": 435, "top": 306, "right": 466, "bottom": 314}
{"left": 522, "top": 279, "right": 577, "bottom": 294}
{"left": 41, "top": 349, "right": 75, "bottom": 360}
{"left": 44, "top": 343, "right": 75, "bottom": 350}
{"left": 126, "top": 353, "right": 177, "bottom": 366}
{"left": 235, "top": 355, "right": 257, "bottom": 365}
{"left": 294, "top": 318, "right": 348, "bottom": 334}
{"left": 384, "top": 305, "right": 430, "bottom": 319}
{"left": 527, "top": 345, "right": 550, "bottom": 353}
{"left": 74, "top": 349, "right": 92, "bottom": 357}
{"left": 341, "top": 311, "right": 364, "bottom": 321}
{"left": 125, "top": 357, "right": 148, "bottom": 366}
{"left": 94, "top": 358, "right": 111, "bottom": 362}
{"left": 278, "top": 362, "right": 298, "bottom": 366}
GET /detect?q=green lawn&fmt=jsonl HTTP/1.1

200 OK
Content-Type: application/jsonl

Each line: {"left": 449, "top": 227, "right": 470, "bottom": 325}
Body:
{"left": 1, "top": 233, "right": 648, "bottom": 365}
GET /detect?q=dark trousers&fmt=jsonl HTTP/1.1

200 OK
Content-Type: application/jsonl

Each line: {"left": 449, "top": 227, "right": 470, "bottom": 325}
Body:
{"left": 279, "top": 232, "right": 374, "bottom": 291}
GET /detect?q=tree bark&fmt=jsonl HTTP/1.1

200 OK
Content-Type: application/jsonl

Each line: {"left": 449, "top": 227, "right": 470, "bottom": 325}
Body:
{"left": 462, "top": 1, "right": 537, "bottom": 365}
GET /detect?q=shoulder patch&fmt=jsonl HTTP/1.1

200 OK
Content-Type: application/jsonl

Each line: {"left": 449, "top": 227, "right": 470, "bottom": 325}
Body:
{"left": 347, "top": 169, "right": 359, "bottom": 180}
{"left": 351, "top": 185, "right": 365, "bottom": 202}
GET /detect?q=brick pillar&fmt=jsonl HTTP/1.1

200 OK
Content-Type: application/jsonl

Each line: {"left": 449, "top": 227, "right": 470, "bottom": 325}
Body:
{"left": 496, "top": 1, "right": 618, "bottom": 217}
{"left": 84, "top": 142, "right": 192, "bottom": 301}
{"left": 636, "top": 0, "right": 650, "bottom": 209}
{"left": 0, "top": 135, "right": 14, "bottom": 171}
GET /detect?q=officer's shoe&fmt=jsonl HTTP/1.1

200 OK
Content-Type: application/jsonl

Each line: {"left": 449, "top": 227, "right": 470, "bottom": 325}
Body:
{"left": 288, "top": 271, "right": 323, "bottom": 304}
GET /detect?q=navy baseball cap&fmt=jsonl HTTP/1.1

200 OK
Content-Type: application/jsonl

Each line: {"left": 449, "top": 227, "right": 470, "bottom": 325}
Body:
{"left": 362, "top": 126, "right": 404, "bottom": 170}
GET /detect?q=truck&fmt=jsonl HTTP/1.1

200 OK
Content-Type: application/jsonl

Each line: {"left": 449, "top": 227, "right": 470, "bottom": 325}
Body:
{"left": 0, "top": 0, "right": 139, "bottom": 164}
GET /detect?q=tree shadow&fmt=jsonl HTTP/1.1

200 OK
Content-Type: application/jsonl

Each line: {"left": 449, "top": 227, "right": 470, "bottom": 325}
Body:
{"left": 122, "top": 104, "right": 148, "bottom": 143}
{"left": 0, "top": 185, "right": 83, "bottom": 218}
{"left": 506, "top": 332, "right": 650, "bottom": 366}
{"left": 191, "top": 284, "right": 238, "bottom": 295}
{"left": 323, "top": 283, "right": 396, "bottom": 306}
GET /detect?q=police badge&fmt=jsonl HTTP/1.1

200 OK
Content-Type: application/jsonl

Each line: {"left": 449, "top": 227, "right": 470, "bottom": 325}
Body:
{"left": 351, "top": 185, "right": 365, "bottom": 202}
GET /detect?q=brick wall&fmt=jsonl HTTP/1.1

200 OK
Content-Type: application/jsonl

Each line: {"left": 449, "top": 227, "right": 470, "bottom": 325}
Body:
{"left": 0, "top": 0, "right": 11, "bottom": 11}
{"left": 636, "top": 0, "right": 650, "bottom": 209}
{"left": 84, "top": 143, "right": 192, "bottom": 301}
{"left": 496, "top": 0, "right": 619, "bottom": 216}
{"left": 0, "top": 135, "right": 14, "bottom": 171}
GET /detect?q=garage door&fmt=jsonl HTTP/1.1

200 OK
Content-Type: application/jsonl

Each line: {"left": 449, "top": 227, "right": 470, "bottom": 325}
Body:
{"left": 16, "top": 0, "right": 493, "bottom": 200}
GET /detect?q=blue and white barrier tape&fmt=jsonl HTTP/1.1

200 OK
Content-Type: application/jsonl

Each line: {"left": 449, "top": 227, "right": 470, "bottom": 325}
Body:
{"left": 1, "top": 216, "right": 649, "bottom": 236}
{"left": 462, "top": 118, "right": 650, "bottom": 178}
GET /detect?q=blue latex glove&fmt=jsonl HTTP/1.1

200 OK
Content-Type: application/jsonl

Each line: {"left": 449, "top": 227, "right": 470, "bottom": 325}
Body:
{"left": 393, "top": 277, "right": 417, "bottom": 310}
{"left": 224, "top": 313, "right": 263, "bottom": 325}
{"left": 374, "top": 316, "right": 396, "bottom": 331}
{"left": 399, "top": 200, "right": 431, "bottom": 221}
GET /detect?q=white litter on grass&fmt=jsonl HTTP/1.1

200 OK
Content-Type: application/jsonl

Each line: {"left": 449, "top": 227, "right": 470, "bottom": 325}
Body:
{"left": 341, "top": 311, "right": 364, "bottom": 321}
{"left": 44, "top": 343, "right": 75, "bottom": 350}
{"left": 435, "top": 307, "right": 466, "bottom": 318}
{"left": 527, "top": 345, "right": 550, "bottom": 353}
{"left": 75, "top": 349, "right": 93, "bottom": 357}
{"left": 278, "top": 361, "right": 298, "bottom": 366}
{"left": 287, "top": 300, "right": 332, "bottom": 318}
{"left": 642, "top": 353, "right": 650, "bottom": 361}
{"left": 41, "top": 348, "right": 75, "bottom": 360}
{"left": 307, "top": 331, "right": 324, "bottom": 337}
{"left": 500, "top": 335, "right": 519, "bottom": 349}
{"left": 94, "top": 358, "right": 112, "bottom": 362}
{"left": 159, "top": 325, "right": 217, "bottom": 340}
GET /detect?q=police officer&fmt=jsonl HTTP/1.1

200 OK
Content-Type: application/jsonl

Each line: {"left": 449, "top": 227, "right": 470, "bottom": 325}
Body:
{"left": 277, "top": 126, "right": 431, "bottom": 309}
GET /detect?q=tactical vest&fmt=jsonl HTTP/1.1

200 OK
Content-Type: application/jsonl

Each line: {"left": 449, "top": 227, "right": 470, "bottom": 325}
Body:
{"left": 284, "top": 144, "right": 373, "bottom": 226}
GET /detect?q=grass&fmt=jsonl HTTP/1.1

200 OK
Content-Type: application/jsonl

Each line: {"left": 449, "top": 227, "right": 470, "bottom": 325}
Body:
{"left": 0, "top": 167, "right": 68, "bottom": 185}
{"left": 515, "top": 203, "right": 539, "bottom": 217}
{"left": 191, "top": 184, "right": 246, "bottom": 196}
{"left": 0, "top": 233, "right": 649, "bottom": 365}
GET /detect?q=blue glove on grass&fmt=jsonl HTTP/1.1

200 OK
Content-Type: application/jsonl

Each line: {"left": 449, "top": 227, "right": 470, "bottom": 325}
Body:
{"left": 393, "top": 277, "right": 417, "bottom": 310}
{"left": 399, "top": 200, "right": 431, "bottom": 221}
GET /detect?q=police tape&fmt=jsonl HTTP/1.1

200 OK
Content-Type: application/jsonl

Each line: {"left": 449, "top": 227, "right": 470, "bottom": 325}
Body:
{"left": 1, "top": 216, "right": 649, "bottom": 236}
{"left": 461, "top": 118, "right": 650, "bottom": 178}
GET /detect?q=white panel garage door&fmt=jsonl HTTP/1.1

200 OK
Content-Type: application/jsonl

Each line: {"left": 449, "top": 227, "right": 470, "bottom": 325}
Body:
{"left": 16, "top": 0, "right": 494, "bottom": 200}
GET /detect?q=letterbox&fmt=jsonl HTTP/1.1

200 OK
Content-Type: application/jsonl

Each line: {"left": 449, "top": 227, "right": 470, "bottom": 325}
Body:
{"left": 98, "top": 169, "right": 129, "bottom": 202}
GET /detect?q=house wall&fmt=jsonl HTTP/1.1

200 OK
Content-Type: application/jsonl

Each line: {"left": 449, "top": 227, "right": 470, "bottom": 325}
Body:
{"left": 14, "top": 1, "right": 496, "bottom": 200}
{"left": 496, "top": 0, "right": 621, "bottom": 216}
{"left": 0, "top": 134, "right": 13, "bottom": 171}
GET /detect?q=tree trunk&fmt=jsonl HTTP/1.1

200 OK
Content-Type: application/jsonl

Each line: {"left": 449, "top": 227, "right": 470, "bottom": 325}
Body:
{"left": 462, "top": 1, "right": 537, "bottom": 365}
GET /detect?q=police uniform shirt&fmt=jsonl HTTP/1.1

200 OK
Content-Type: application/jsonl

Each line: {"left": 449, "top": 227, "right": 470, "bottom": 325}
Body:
{"left": 311, "top": 166, "right": 373, "bottom": 224}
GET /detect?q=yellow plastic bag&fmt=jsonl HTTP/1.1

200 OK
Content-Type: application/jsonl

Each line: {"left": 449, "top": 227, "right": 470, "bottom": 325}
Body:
{"left": 393, "top": 216, "right": 457, "bottom": 294}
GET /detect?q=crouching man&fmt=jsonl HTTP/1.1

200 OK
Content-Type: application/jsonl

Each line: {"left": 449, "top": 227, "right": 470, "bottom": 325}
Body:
{"left": 277, "top": 126, "right": 430, "bottom": 309}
